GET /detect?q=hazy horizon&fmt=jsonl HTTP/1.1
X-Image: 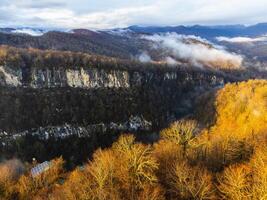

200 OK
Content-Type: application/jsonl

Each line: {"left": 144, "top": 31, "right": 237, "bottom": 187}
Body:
{"left": 1, "top": 22, "right": 267, "bottom": 31}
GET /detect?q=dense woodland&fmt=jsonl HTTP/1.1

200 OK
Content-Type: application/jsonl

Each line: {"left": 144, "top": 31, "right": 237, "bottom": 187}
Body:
{"left": 0, "top": 45, "right": 198, "bottom": 72}
{"left": 0, "top": 30, "right": 145, "bottom": 60}
{"left": 0, "top": 45, "right": 144, "bottom": 71}
{"left": 0, "top": 79, "right": 266, "bottom": 200}
{"left": 0, "top": 45, "right": 251, "bottom": 74}
{"left": 0, "top": 45, "right": 256, "bottom": 85}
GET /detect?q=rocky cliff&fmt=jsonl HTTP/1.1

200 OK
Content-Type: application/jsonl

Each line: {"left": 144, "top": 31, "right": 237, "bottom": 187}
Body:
{"left": 0, "top": 63, "right": 227, "bottom": 87}
{"left": 0, "top": 63, "right": 228, "bottom": 133}
{"left": 0, "top": 59, "right": 236, "bottom": 165}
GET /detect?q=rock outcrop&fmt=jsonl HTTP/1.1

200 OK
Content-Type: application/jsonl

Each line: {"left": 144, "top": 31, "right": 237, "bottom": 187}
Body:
{"left": 0, "top": 62, "right": 235, "bottom": 165}
{"left": 0, "top": 63, "right": 228, "bottom": 134}
{"left": 0, "top": 65, "right": 225, "bottom": 88}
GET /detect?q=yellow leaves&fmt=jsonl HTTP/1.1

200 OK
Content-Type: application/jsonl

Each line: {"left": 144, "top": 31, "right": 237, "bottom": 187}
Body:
{"left": 160, "top": 120, "right": 198, "bottom": 157}
{"left": 167, "top": 161, "right": 215, "bottom": 200}
{"left": 217, "top": 164, "right": 252, "bottom": 200}
{"left": 59, "top": 149, "right": 120, "bottom": 200}
{"left": 0, "top": 47, "right": 7, "bottom": 64}
{"left": 160, "top": 120, "right": 197, "bottom": 145}
{"left": 3, "top": 79, "right": 267, "bottom": 199}
{"left": 55, "top": 135, "right": 161, "bottom": 200}
{"left": 86, "top": 149, "right": 118, "bottom": 200}
{"left": 126, "top": 144, "right": 158, "bottom": 187}
{"left": 188, "top": 80, "right": 267, "bottom": 200}
{"left": 138, "top": 184, "right": 165, "bottom": 200}
{"left": 112, "top": 135, "right": 159, "bottom": 190}
{"left": 0, "top": 159, "right": 24, "bottom": 199}
{"left": 217, "top": 147, "right": 267, "bottom": 200}
{"left": 211, "top": 80, "right": 267, "bottom": 139}
{"left": 54, "top": 81, "right": 266, "bottom": 200}
{"left": 154, "top": 131, "right": 216, "bottom": 200}
{"left": 249, "top": 147, "right": 267, "bottom": 200}
{"left": 55, "top": 167, "right": 96, "bottom": 200}
{"left": 88, "top": 149, "right": 116, "bottom": 188}
{"left": 16, "top": 157, "right": 65, "bottom": 200}
{"left": 112, "top": 134, "right": 135, "bottom": 153}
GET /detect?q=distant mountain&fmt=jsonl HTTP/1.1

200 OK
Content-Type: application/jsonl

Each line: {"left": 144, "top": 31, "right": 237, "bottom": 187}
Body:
{"left": 1, "top": 23, "right": 267, "bottom": 70}
{"left": 125, "top": 23, "right": 267, "bottom": 38}
{"left": 0, "top": 27, "right": 49, "bottom": 36}
{"left": 0, "top": 29, "right": 147, "bottom": 59}
{"left": 2, "top": 22, "right": 267, "bottom": 39}
{"left": 0, "top": 28, "right": 16, "bottom": 33}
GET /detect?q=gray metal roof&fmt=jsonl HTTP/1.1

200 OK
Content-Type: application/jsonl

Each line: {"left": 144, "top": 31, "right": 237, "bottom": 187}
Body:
{"left": 31, "top": 161, "right": 51, "bottom": 177}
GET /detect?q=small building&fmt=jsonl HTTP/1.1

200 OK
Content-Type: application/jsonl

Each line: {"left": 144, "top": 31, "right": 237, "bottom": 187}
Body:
{"left": 31, "top": 161, "right": 52, "bottom": 177}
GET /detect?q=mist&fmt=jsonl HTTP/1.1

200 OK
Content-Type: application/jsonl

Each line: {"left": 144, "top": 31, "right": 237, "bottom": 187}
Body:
{"left": 0, "top": 159, "right": 25, "bottom": 182}
{"left": 216, "top": 36, "right": 267, "bottom": 43}
{"left": 142, "top": 33, "right": 243, "bottom": 69}
{"left": 165, "top": 56, "right": 178, "bottom": 65}
{"left": 138, "top": 51, "right": 153, "bottom": 63}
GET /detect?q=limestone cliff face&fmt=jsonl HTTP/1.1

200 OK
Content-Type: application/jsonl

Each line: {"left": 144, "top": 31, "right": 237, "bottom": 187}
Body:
{"left": 0, "top": 64, "right": 229, "bottom": 134}
{"left": 0, "top": 66, "right": 131, "bottom": 88}
{"left": 0, "top": 65, "right": 225, "bottom": 89}
{"left": 0, "top": 64, "right": 233, "bottom": 165}
{"left": 0, "top": 66, "right": 21, "bottom": 87}
{"left": 31, "top": 68, "right": 130, "bottom": 88}
{"left": 0, "top": 116, "right": 152, "bottom": 144}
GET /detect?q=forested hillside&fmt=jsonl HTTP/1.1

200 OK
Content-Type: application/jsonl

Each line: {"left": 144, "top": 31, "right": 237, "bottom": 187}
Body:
{"left": 0, "top": 45, "right": 237, "bottom": 169}
{"left": 1, "top": 80, "right": 266, "bottom": 200}
{"left": 0, "top": 31, "right": 145, "bottom": 59}
{"left": 1, "top": 0, "right": 267, "bottom": 199}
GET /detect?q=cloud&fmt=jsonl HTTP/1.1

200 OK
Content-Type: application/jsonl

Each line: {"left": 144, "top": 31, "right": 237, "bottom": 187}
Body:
{"left": 143, "top": 33, "right": 243, "bottom": 69}
{"left": 15, "top": 0, "right": 66, "bottom": 9}
{"left": 138, "top": 52, "right": 153, "bottom": 63}
{"left": 1, "top": 0, "right": 267, "bottom": 29}
{"left": 165, "top": 57, "right": 178, "bottom": 65}
{"left": 216, "top": 36, "right": 267, "bottom": 43}
{"left": 10, "top": 28, "right": 48, "bottom": 36}
{"left": 0, "top": 3, "right": 154, "bottom": 29}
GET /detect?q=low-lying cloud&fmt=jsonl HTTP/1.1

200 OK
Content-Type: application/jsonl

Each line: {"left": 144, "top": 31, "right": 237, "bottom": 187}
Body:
{"left": 138, "top": 51, "right": 153, "bottom": 63}
{"left": 165, "top": 56, "right": 178, "bottom": 65}
{"left": 216, "top": 36, "right": 267, "bottom": 43}
{"left": 11, "top": 28, "right": 47, "bottom": 36}
{"left": 142, "top": 33, "right": 243, "bottom": 69}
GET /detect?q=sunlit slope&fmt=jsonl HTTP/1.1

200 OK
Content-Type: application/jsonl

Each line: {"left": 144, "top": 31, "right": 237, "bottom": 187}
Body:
{"left": 208, "top": 80, "right": 267, "bottom": 138}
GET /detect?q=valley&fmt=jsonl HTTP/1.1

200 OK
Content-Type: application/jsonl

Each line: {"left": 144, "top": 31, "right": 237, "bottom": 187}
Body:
{"left": 0, "top": 13, "right": 266, "bottom": 199}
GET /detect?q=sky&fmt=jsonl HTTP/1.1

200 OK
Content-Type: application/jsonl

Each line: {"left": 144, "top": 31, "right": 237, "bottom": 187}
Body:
{"left": 1, "top": 0, "right": 267, "bottom": 29}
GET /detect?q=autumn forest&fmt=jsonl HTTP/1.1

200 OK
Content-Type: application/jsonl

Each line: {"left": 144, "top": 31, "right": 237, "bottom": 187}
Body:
{"left": 0, "top": 79, "right": 266, "bottom": 200}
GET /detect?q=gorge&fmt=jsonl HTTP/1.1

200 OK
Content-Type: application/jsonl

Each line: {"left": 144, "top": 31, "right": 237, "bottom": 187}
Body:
{"left": 0, "top": 46, "right": 239, "bottom": 166}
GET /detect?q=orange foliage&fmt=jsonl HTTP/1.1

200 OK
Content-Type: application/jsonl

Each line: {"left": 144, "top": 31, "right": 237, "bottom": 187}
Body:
{"left": 212, "top": 80, "right": 267, "bottom": 139}
{"left": 17, "top": 157, "right": 64, "bottom": 200}
{"left": 2, "top": 80, "right": 267, "bottom": 200}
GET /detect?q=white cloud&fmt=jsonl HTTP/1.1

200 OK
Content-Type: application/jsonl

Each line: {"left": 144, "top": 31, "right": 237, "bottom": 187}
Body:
{"left": 0, "top": 3, "right": 154, "bottom": 29}
{"left": 143, "top": 33, "right": 243, "bottom": 69}
{"left": 1, "top": 0, "right": 267, "bottom": 29}
{"left": 11, "top": 28, "right": 47, "bottom": 36}
{"left": 165, "top": 57, "right": 178, "bottom": 65}
{"left": 138, "top": 52, "right": 153, "bottom": 63}
{"left": 216, "top": 36, "right": 267, "bottom": 43}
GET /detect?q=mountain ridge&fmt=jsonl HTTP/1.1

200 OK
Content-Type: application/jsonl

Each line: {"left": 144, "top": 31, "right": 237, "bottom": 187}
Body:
{"left": 2, "top": 22, "right": 267, "bottom": 37}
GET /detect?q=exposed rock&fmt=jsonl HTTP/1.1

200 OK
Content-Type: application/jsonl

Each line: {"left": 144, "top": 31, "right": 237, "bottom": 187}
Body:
{"left": 0, "top": 67, "right": 228, "bottom": 133}
{"left": 0, "top": 62, "right": 231, "bottom": 135}
{"left": 30, "top": 67, "right": 131, "bottom": 88}
{"left": 0, "top": 66, "right": 21, "bottom": 86}
{"left": 0, "top": 116, "right": 152, "bottom": 144}
{"left": 0, "top": 63, "right": 234, "bottom": 166}
{"left": 0, "top": 65, "right": 226, "bottom": 89}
